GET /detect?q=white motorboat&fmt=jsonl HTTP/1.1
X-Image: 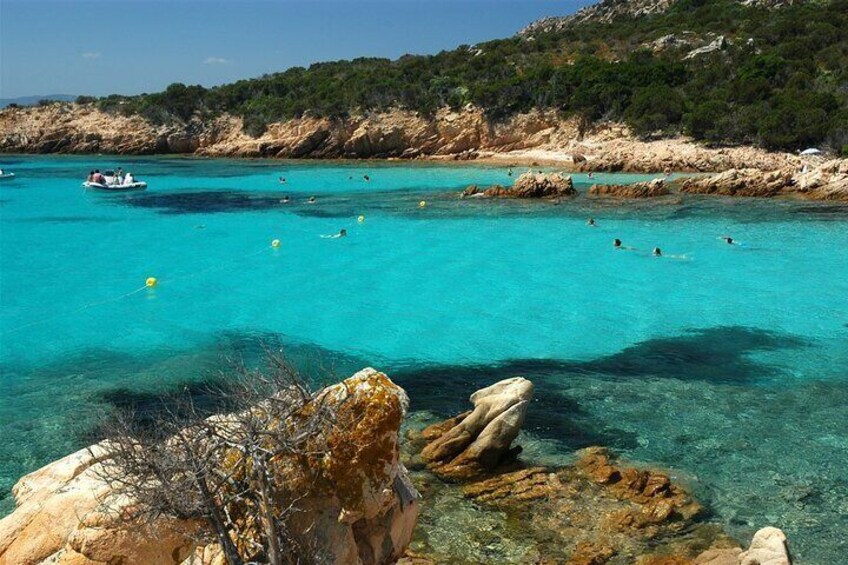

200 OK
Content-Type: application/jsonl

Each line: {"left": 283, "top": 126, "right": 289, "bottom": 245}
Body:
{"left": 83, "top": 181, "right": 147, "bottom": 191}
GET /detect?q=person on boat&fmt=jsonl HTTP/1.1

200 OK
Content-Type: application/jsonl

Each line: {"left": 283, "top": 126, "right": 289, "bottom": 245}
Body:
{"left": 86, "top": 170, "right": 95, "bottom": 182}
{"left": 123, "top": 172, "right": 135, "bottom": 185}
{"left": 653, "top": 247, "right": 662, "bottom": 256}
{"left": 115, "top": 167, "right": 125, "bottom": 185}
{"left": 587, "top": 218, "right": 596, "bottom": 227}
{"left": 93, "top": 170, "right": 106, "bottom": 184}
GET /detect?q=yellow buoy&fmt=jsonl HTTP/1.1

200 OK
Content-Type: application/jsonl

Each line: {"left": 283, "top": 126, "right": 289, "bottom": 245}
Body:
{"left": 146, "top": 277, "right": 158, "bottom": 288}
{"left": 271, "top": 239, "right": 281, "bottom": 248}
{"left": 357, "top": 215, "right": 365, "bottom": 223}
{"left": 419, "top": 200, "right": 427, "bottom": 208}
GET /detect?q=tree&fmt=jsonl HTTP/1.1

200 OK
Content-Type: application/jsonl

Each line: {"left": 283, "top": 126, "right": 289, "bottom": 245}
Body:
{"left": 94, "top": 351, "right": 339, "bottom": 565}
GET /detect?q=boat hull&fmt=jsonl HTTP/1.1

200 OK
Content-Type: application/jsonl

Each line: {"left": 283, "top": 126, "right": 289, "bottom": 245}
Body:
{"left": 83, "top": 181, "right": 147, "bottom": 191}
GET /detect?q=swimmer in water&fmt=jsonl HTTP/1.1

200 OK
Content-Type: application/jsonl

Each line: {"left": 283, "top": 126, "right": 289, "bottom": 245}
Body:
{"left": 363, "top": 175, "right": 370, "bottom": 182}
{"left": 721, "top": 236, "right": 735, "bottom": 245}
{"left": 507, "top": 168, "right": 513, "bottom": 177}
{"left": 587, "top": 218, "right": 596, "bottom": 227}
{"left": 280, "top": 196, "right": 290, "bottom": 203}
{"left": 308, "top": 196, "right": 316, "bottom": 204}
{"left": 653, "top": 247, "right": 662, "bottom": 256}
{"left": 614, "top": 238, "right": 636, "bottom": 251}
{"left": 322, "top": 229, "right": 347, "bottom": 239}
{"left": 587, "top": 172, "right": 594, "bottom": 179}
{"left": 279, "top": 177, "right": 286, "bottom": 184}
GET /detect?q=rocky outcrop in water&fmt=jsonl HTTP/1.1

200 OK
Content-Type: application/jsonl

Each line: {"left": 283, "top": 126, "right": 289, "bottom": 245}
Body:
{"left": 408, "top": 379, "right": 794, "bottom": 565}
{"left": 589, "top": 178, "right": 669, "bottom": 198}
{"left": 0, "top": 368, "right": 418, "bottom": 565}
{"left": 419, "top": 377, "right": 533, "bottom": 479}
{"left": 463, "top": 172, "right": 576, "bottom": 199}
{"left": 739, "top": 527, "right": 793, "bottom": 565}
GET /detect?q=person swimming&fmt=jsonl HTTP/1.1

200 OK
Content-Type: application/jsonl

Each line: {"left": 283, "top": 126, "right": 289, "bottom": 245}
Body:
{"left": 280, "top": 196, "right": 290, "bottom": 203}
{"left": 321, "top": 229, "right": 347, "bottom": 239}
{"left": 279, "top": 177, "right": 286, "bottom": 184}
{"left": 507, "top": 168, "right": 513, "bottom": 177}
{"left": 363, "top": 175, "right": 370, "bottom": 182}
{"left": 308, "top": 196, "right": 316, "bottom": 204}
{"left": 653, "top": 247, "right": 662, "bottom": 256}
{"left": 614, "top": 238, "right": 636, "bottom": 251}
{"left": 587, "top": 218, "right": 596, "bottom": 227}
{"left": 721, "top": 236, "right": 736, "bottom": 245}
{"left": 587, "top": 172, "right": 594, "bottom": 179}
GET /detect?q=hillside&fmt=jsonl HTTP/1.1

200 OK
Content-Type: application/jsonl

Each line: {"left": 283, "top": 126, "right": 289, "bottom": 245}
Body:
{"left": 2, "top": 0, "right": 847, "bottom": 154}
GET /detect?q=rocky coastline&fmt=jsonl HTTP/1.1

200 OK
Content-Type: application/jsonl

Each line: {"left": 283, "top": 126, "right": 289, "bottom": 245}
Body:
{"left": 0, "top": 103, "right": 810, "bottom": 173}
{"left": 0, "top": 370, "right": 793, "bottom": 565}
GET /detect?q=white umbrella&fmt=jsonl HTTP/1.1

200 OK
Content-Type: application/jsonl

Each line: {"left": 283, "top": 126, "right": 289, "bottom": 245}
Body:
{"left": 800, "top": 148, "right": 822, "bottom": 155}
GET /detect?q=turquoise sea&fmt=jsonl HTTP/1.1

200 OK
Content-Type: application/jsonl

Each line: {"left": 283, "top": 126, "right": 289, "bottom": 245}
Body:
{"left": 1, "top": 156, "right": 847, "bottom": 562}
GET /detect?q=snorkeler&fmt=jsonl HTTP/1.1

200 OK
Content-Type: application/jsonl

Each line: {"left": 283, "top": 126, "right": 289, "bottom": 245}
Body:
{"left": 587, "top": 218, "right": 596, "bottom": 227}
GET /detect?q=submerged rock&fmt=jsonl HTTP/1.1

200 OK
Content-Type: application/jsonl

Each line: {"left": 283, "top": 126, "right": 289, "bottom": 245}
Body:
{"left": 0, "top": 368, "right": 418, "bottom": 565}
{"left": 588, "top": 178, "right": 669, "bottom": 198}
{"left": 462, "top": 172, "right": 576, "bottom": 199}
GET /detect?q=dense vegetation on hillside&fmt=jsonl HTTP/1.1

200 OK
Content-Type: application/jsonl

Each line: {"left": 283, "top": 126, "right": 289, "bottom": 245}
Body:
{"left": 88, "top": 0, "right": 848, "bottom": 152}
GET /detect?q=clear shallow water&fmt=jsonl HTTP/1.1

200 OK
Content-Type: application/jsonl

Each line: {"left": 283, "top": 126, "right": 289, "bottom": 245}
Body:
{"left": 1, "top": 156, "right": 847, "bottom": 562}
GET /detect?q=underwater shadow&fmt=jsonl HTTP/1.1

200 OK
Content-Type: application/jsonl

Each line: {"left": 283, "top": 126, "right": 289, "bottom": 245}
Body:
{"left": 390, "top": 326, "right": 806, "bottom": 450}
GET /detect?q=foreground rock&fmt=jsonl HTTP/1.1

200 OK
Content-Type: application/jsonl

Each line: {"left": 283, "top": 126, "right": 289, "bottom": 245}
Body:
{"left": 588, "top": 178, "right": 669, "bottom": 198}
{"left": 0, "top": 368, "right": 418, "bottom": 565}
{"left": 420, "top": 377, "right": 533, "bottom": 479}
{"left": 409, "top": 379, "right": 794, "bottom": 564}
{"left": 462, "top": 172, "right": 576, "bottom": 199}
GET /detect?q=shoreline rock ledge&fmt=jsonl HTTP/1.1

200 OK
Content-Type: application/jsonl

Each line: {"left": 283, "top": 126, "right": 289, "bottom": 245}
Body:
{"left": 0, "top": 368, "right": 419, "bottom": 565}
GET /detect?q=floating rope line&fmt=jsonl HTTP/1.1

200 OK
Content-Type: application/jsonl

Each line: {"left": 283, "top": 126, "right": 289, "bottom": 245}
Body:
{"left": 1, "top": 243, "right": 278, "bottom": 336}
{"left": 2, "top": 285, "right": 149, "bottom": 336}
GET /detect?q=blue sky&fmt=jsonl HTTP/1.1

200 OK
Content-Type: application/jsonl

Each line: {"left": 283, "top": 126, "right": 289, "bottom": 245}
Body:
{"left": 0, "top": 0, "right": 592, "bottom": 99}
